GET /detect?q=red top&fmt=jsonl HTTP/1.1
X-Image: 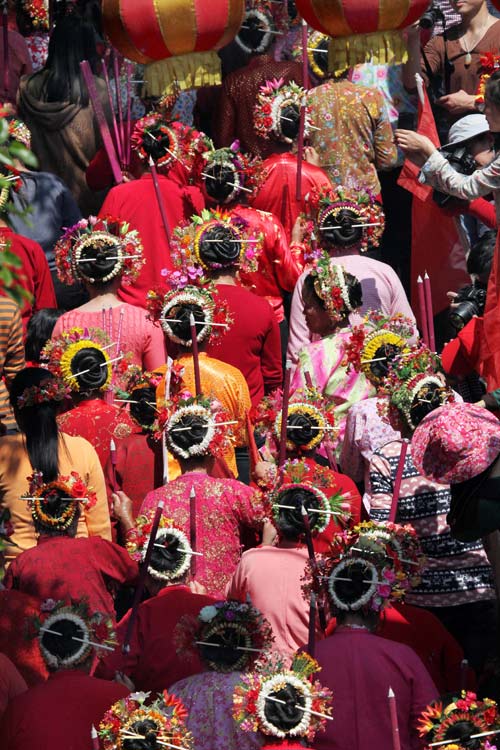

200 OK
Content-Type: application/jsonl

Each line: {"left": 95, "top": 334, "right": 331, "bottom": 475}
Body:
{"left": 0, "top": 227, "right": 56, "bottom": 334}
{"left": 4, "top": 536, "right": 138, "bottom": 624}
{"left": 0, "top": 654, "right": 27, "bottom": 719}
{"left": 205, "top": 284, "right": 282, "bottom": 406}
{"left": 250, "top": 153, "right": 333, "bottom": 241}
{"left": 441, "top": 316, "right": 482, "bottom": 378}
{"left": 99, "top": 173, "right": 205, "bottom": 308}
{"left": 95, "top": 585, "right": 217, "bottom": 691}
{"left": 57, "top": 399, "right": 136, "bottom": 470}
{"left": 0, "top": 590, "right": 48, "bottom": 687}
{"left": 0, "top": 670, "right": 129, "bottom": 750}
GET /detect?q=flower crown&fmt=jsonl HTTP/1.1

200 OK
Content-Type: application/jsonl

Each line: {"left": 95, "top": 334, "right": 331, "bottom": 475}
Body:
{"left": 170, "top": 208, "right": 261, "bottom": 276}
{"left": 42, "top": 327, "right": 116, "bottom": 393}
{"left": 55, "top": 215, "right": 144, "bottom": 287}
{"left": 306, "top": 31, "right": 330, "bottom": 80}
{"left": 16, "top": 379, "right": 71, "bottom": 410}
{"left": 306, "top": 185, "right": 385, "bottom": 254}
{"left": 343, "top": 312, "right": 416, "bottom": 385}
{"left": 22, "top": 469, "right": 98, "bottom": 531}
{"left": 418, "top": 692, "right": 500, "bottom": 750}
{"left": 99, "top": 690, "right": 193, "bottom": 750}
{"left": 254, "top": 77, "right": 313, "bottom": 144}
{"left": 131, "top": 113, "right": 184, "bottom": 171}
{"left": 354, "top": 520, "right": 425, "bottom": 588}
{"left": 269, "top": 458, "right": 352, "bottom": 535}
{"left": 7, "top": 116, "right": 31, "bottom": 149}
{"left": 175, "top": 600, "right": 274, "bottom": 673}
{"left": 22, "top": 0, "right": 49, "bottom": 30}
{"left": 233, "top": 652, "right": 333, "bottom": 742}
{"left": 27, "top": 598, "right": 117, "bottom": 669}
{"left": 147, "top": 283, "right": 232, "bottom": 347}
{"left": 115, "top": 365, "right": 165, "bottom": 434}
{"left": 164, "top": 392, "right": 235, "bottom": 460}
{"left": 126, "top": 510, "right": 192, "bottom": 582}
{"left": 196, "top": 141, "right": 264, "bottom": 204}
{"left": 309, "top": 256, "right": 355, "bottom": 320}
{"left": 235, "top": 1, "right": 282, "bottom": 55}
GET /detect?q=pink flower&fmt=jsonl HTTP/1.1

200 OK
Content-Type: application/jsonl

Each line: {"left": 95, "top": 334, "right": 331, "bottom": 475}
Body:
{"left": 41, "top": 598, "right": 57, "bottom": 612}
{"left": 377, "top": 584, "right": 391, "bottom": 598}
{"left": 382, "top": 568, "right": 396, "bottom": 582}
{"left": 160, "top": 268, "right": 169, "bottom": 277}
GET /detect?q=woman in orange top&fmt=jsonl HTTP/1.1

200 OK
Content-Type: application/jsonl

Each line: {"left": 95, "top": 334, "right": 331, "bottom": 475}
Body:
{"left": 0, "top": 368, "right": 111, "bottom": 564}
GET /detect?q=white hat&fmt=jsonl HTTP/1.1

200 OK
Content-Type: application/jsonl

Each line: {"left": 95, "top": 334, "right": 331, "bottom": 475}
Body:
{"left": 442, "top": 114, "right": 490, "bottom": 149}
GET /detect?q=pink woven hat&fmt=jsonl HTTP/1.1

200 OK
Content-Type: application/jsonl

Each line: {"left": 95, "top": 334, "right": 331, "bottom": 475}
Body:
{"left": 411, "top": 402, "right": 500, "bottom": 485}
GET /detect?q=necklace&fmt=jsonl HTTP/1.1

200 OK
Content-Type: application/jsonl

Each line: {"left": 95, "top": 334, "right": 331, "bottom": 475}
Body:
{"left": 462, "top": 20, "right": 495, "bottom": 66}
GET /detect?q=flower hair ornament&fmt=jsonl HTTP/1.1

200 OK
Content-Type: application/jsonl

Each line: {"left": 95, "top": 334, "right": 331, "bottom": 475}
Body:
{"left": 171, "top": 208, "right": 261, "bottom": 276}
{"left": 164, "top": 392, "right": 235, "bottom": 460}
{"left": 269, "top": 458, "right": 351, "bottom": 535}
{"left": 99, "top": 690, "right": 193, "bottom": 750}
{"left": 196, "top": 141, "right": 263, "bottom": 205}
{"left": 306, "top": 185, "right": 385, "bottom": 254}
{"left": 353, "top": 520, "right": 425, "bottom": 591}
{"left": 126, "top": 510, "right": 193, "bottom": 582}
{"left": 233, "top": 651, "right": 333, "bottom": 743}
{"left": 27, "top": 598, "right": 117, "bottom": 670}
{"left": 147, "top": 282, "right": 232, "bottom": 347}
{"left": 131, "top": 112, "right": 183, "bottom": 171}
{"left": 254, "top": 77, "right": 313, "bottom": 144}
{"left": 21, "top": 0, "right": 49, "bottom": 31}
{"left": 175, "top": 599, "right": 274, "bottom": 674}
{"left": 235, "top": 0, "right": 286, "bottom": 55}
{"left": 343, "top": 312, "right": 416, "bottom": 386}
{"left": 476, "top": 53, "right": 500, "bottom": 105}
{"left": 42, "top": 327, "right": 116, "bottom": 393}
{"left": 16, "top": 378, "right": 71, "bottom": 410}
{"left": 307, "top": 31, "right": 330, "bottom": 80}
{"left": 309, "top": 256, "right": 355, "bottom": 321}
{"left": 116, "top": 365, "right": 164, "bottom": 434}
{"left": 418, "top": 692, "right": 500, "bottom": 750}
{"left": 7, "top": 115, "right": 31, "bottom": 150}
{"left": 55, "top": 215, "right": 144, "bottom": 287}
{"left": 22, "top": 469, "right": 98, "bottom": 533}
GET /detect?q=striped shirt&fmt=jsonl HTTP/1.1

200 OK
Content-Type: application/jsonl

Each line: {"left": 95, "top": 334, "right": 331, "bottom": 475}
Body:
{"left": 368, "top": 439, "right": 495, "bottom": 608}
{"left": 0, "top": 297, "right": 24, "bottom": 431}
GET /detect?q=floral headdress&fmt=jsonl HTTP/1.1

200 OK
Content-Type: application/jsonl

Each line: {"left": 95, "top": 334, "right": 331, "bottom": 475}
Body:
{"left": 269, "top": 458, "right": 352, "bottom": 535}
{"left": 254, "top": 77, "right": 313, "bottom": 144}
{"left": 42, "top": 327, "right": 119, "bottom": 393}
{"left": 175, "top": 600, "right": 274, "bottom": 673}
{"left": 307, "top": 31, "right": 330, "bottom": 80}
{"left": 147, "top": 282, "right": 232, "bottom": 347}
{"left": 343, "top": 312, "right": 416, "bottom": 385}
{"left": 22, "top": 469, "right": 98, "bottom": 532}
{"left": 55, "top": 215, "right": 144, "bottom": 287}
{"left": 22, "top": 0, "right": 49, "bottom": 31}
{"left": 27, "top": 598, "right": 117, "bottom": 670}
{"left": 476, "top": 53, "right": 500, "bottom": 105}
{"left": 116, "top": 365, "right": 165, "bottom": 435}
{"left": 164, "top": 392, "right": 235, "bottom": 460}
{"left": 418, "top": 692, "right": 499, "bottom": 750}
{"left": 233, "top": 652, "right": 333, "bottom": 742}
{"left": 303, "top": 521, "right": 424, "bottom": 616}
{"left": 99, "top": 690, "right": 193, "bottom": 750}
{"left": 126, "top": 510, "right": 192, "bottom": 582}
{"left": 170, "top": 208, "right": 261, "bottom": 276}
{"left": 376, "top": 344, "right": 455, "bottom": 431}
{"left": 0, "top": 103, "right": 38, "bottom": 221}
{"left": 131, "top": 112, "right": 184, "bottom": 171}
{"left": 306, "top": 185, "right": 385, "bottom": 254}
{"left": 16, "top": 378, "right": 71, "bottom": 410}
{"left": 196, "top": 141, "right": 263, "bottom": 205}
{"left": 309, "top": 256, "right": 357, "bottom": 321}
{"left": 7, "top": 116, "right": 31, "bottom": 150}
{"left": 235, "top": 0, "right": 287, "bottom": 55}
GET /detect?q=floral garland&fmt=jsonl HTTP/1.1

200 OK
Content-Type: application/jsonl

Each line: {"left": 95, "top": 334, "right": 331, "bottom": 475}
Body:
{"left": 235, "top": 2, "right": 276, "bottom": 55}
{"left": 131, "top": 113, "right": 181, "bottom": 170}
{"left": 22, "top": 0, "right": 49, "bottom": 31}
{"left": 269, "top": 479, "right": 348, "bottom": 535}
{"left": 99, "top": 690, "right": 193, "bottom": 750}
{"left": 27, "top": 598, "right": 117, "bottom": 670}
{"left": 309, "top": 256, "right": 355, "bottom": 320}
{"left": 55, "top": 215, "right": 144, "bottom": 287}
{"left": 147, "top": 283, "right": 233, "bottom": 347}
{"left": 42, "top": 327, "right": 114, "bottom": 393}
{"left": 196, "top": 141, "right": 264, "bottom": 205}
{"left": 306, "top": 185, "right": 385, "bottom": 254}
{"left": 164, "top": 392, "right": 235, "bottom": 460}
{"left": 126, "top": 510, "right": 192, "bottom": 582}
{"left": 16, "top": 379, "right": 71, "bottom": 410}
{"left": 170, "top": 208, "right": 261, "bottom": 276}
{"left": 354, "top": 520, "right": 425, "bottom": 588}
{"left": 476, "top": 53, "right": 500, "bottom": 105}
{"left": 116, "top": 366, "right": 164, "bottom": 434}
{"left": 233, "top": 652, "right": 333, "bottom": 742}
{"left": 307, "top": 31, "right": 330, "bottom": 80}
{"left": 418, "top": 692, "right": 499, "bottom": 750}
{"left": 254, "top": 77, "right": 313, "bottom": 144}
{"left": 342, "top": 312, "right": 415, "bottom": 384}
{"left": 175, "top": 599, "right": 274, "bottom": 673}
{"left": 22, "top": 469, "right": 98, "bottom": 531}
{"left": 8, "top": 117, "right": 31, "bottom": 149}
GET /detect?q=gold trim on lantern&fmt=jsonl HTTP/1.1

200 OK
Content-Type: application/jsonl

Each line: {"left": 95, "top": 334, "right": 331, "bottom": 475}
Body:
{"left": 379, "top": 0, "right": 412, "bottom": 31}
{"left": 102, "top": 0, "right": 153, "bottom": 64}
{"left": 153, "top": 0, "right": 197, "bottom": 56}
{"left": 328, "top": 30, "right": 408, "bottom": 76}
{"left": 145, "top": 51, "right": 222, "bottom": 95}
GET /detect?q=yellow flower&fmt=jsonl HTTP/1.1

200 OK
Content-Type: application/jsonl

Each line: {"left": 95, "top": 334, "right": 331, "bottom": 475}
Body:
{"left": 59, "top": 339, "right": 111, "bottom": 392}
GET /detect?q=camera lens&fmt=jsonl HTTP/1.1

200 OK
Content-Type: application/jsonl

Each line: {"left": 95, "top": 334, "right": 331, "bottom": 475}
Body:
{"left": 449, "top": 300, "right": 479, "bottom": 331}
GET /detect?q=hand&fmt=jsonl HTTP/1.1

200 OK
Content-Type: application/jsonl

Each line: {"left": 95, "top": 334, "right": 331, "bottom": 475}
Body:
{"left": 404, "top": 20, "right": 421, "bottom": 39}
{"left": 262, "top": 519, "right": 278, "bottom": 546}
{"left": 189, "top": 580, "right": 207, "bottom": 594}
{"left": 304, "top": 146, "right": 320, "bottom": 167}
{"left": 475, "top": 399, "right": 486, "bottom": 408}
{"left": 114, "top": 671, "right": 135, "bottom": 690}
{"left": 395, "top": 129, "right": 436, "bottom": 166}
{"left": 436, "top": 90, "right": 476, "bottom": 115}
{"left": 291, "top": 216, "right": 305, "bottom": 244}
{"left": 253, "top": 460, "right": 277, "bottom": 488}
{"left": 112, "top": 491, "right": 133, "bottom": 527}
{"left": 447, "top": 291, "right": 459, "bottom": 311}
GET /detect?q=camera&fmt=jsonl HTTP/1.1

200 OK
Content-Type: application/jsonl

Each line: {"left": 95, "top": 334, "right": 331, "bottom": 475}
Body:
{"left": 419, "top": 2, "right": 444, "bottom": 29}
{"left": 432, "top": 146, "right": 477, "bottom": 208}
{"left": 449, "top": 283, "right": 487, "bottom": 331}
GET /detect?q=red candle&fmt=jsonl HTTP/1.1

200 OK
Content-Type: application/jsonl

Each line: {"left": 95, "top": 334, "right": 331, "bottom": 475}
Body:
{"left": 91, "top": 725, "right": 100, "bottom": 750}
{"left": 389, "top": 440, "right": 408, "bottom": 523}
{"left": 148, "top": 156, "right": 172, "bottom": 248}
{"left": 189, "top": 486, "right": 197, "bottom": 578}
{"left": 423, "top": 272, "right": 436, "bottom": 351}
{"left": 388, "top": 687, "right": 402, "bottom": 750}
{"left": 102, "top": 54, "right": 124, "bottom": 163}
{"left": 295, "top": 18, "right": 309, "bottom": 201}
{"left": 109, "top": 439, "right": 119, "bottom": 492}
{"left": 417, "top": 275, "right": 428, "bottom": 347}
{"left": 189, "top": 312, "right": 202, "bottom": 397}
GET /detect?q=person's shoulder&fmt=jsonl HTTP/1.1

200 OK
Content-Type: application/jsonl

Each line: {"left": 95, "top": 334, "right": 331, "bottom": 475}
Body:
{"left": 0, "top": 295, "right": 21, "bottom": 316}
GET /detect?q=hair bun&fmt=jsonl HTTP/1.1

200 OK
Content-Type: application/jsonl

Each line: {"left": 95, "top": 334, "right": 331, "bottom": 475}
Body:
{"left": 203, "top": 160, "right": 239, "bottom": 204}
{"left": 197, "top": 225, "right": 241, "bottom": 269}
{"left": 129, "top": 386, "right": 157, "bottom": 430}
{"left": 73, "top": 231, "right": 124, "bottom": 284}
{"left": 69, "top": 346, "right": 108, "bottom": 391}
{"left": 319, "top": 207, "right": 363, "bottom": 249}
{"left": 263, "top": 682, "right": 307, "bottom": 732}
{"left": 286, "top": 411, "right": 319, "bottom": 447}
{"left": 280, "top": 103, "right": 301, "bottom": 141}
{"left": 167, "top": 413, "right": 210, "bottom": 457}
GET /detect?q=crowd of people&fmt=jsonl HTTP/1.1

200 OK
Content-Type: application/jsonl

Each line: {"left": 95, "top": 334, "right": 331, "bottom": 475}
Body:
{"left": 2, "top": 0, "right": 500, "bottom": 749}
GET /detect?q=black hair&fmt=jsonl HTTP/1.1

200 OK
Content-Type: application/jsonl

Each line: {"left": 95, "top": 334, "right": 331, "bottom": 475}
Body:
{"left": 303, "top": 269, "right": 363, "bottom": 313}
{"left": 330, "top": 559, "right": 373, "bottom": 608}
{"left": 440, "top": 720, "right": 481, "bottom": 749}
{"left": 286, "top": 410, "right": 321, "bottom": 448}
{"left": 141, "top": 123, "right": 173, "bottom": 163}
{"left": 197, "top": 225, "right": 241, "bottom": 269}
{"left": 320, "top": 207, "right": 363, "bottom": 249}
{"left": 40, "top": 616, "right": 87, "bottom": 671}
{"left": 280, "top": 103, "right": 301, "bottom": 141}
{"left": 122, "top": 719, "right": 160, "bottom": 750}
{"left": 275, "top": 486, "right": 322, "bottom": 540}
{"left": 203, "top": 161, "right": 238, "bottom": 204}
{"left": 311, "top": 37, "right": 329, "bottom": 78}
{"left": 166, "top": 301, "right": 206, "bottom": 347}
{"left": 68, "top": 345, "right": 109, "bottom": 392}
{"left": 25, "top": 309, "right": 64, "bottom": 363}
{"left": 28, "top": 15, "right": 99, "bottom": 106}
{"left": 76, "top": 231, "right": 124, "bottom": 286}
{"left": 129, "top": 386, "right": 157, "bottom": 430}
{"left": 467, "top": 230, "right": 496, "bottom": 278}
{"left": 167, "top": 413, "right": 210, "bottom": 457}
{"left": 409, "top": 381, "right": 446, "bottom": 429}
{"left": 367, "top": 342, "right": 403, "bottom": 382}
{"left": 263, "top": 681, "right": 306, "bottom": 733}
{"left": 10, "top": 368, "right": 61, "bottom": 482}
{"left": 199, "top": 624, "right": 250, "bottom": 671}
{"left": 32, "top": 487, "right": 81, "bottom": 538}
{"left": 238, "top": 10, "right": 273, "bottom": 54}
{"left": 149, "top": 531, "right": 187, "bottom": 579}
